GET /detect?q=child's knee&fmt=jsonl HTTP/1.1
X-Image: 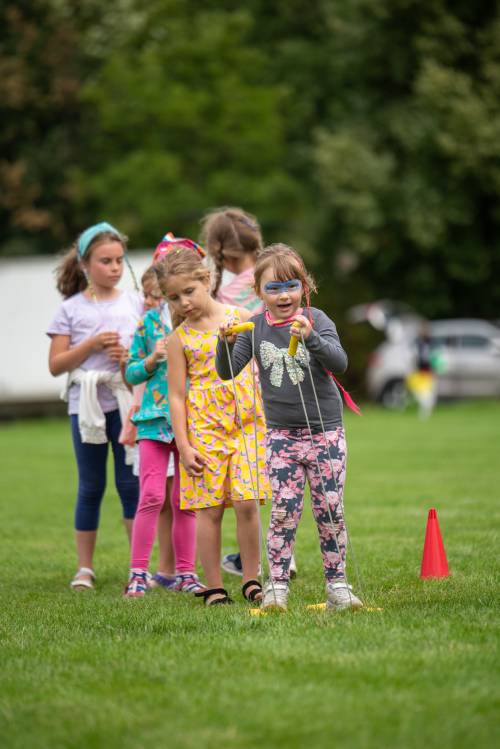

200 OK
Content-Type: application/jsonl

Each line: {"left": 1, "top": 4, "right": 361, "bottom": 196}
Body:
{"left": 200, "top": 505, "right": 224, "bottom": 525}
{"left": 79, "top": 479, "right": 106, "bottom": 502}
{"left": 271, "top": 507, "right": 296, "bottom": 530}
{"left": 234, "top": 501, "right": 257, "bottom": 521}
{"left": 137, "top": 486, "right": 163, "bottom": 513}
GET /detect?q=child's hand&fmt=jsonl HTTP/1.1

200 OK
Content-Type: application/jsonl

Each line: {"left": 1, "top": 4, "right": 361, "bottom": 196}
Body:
{"left": 106, "top": 343, "right": 128, "bottom": 363}
{"left": 218, "top": 320, "right": 236, "bottom": 345}
{"left": 92, "top": 331, "right": 120, "bottom": 352}
{"left": 179, "top": 446, "right": 205, "bottom": 477}
{"left": 290, "top": 314, "right": 313, "bottom": 340}
{"left": 152, "top": 337, "right": 169, "bottom": 363}
{"left": 119, "top": 348, "right": 129, "bottom": 366}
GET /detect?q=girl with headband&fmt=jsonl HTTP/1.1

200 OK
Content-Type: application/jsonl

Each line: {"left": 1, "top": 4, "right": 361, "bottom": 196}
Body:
{"left": 47, "top": 222, "right": 142, "bottom": 591}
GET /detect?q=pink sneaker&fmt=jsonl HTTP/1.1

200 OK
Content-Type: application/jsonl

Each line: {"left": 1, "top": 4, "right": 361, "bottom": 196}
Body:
{"left": 124, "top": 571, "right": 149, "bottom": 598}
{"left": 174, "top": 573, "right": 206, "bottom": 594}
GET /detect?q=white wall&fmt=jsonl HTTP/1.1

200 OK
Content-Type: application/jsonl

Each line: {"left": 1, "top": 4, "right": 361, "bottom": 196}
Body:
{"left": 0, "top": 251, "right": 152, "bottom": 403}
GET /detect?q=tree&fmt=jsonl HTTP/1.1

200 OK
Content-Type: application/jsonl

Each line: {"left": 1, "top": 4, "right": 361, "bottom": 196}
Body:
{"left": 72, "top": 2, "right": 301, "bottom": 247}
{"left": 310, "top": 0, "right": 500, "bottom": 318}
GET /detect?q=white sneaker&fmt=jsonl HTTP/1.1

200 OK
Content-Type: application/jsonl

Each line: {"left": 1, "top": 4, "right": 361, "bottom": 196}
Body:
{"left": 262, "top": 581, "right": 289, "bottom": 611}
{"left": 221, "top": 553, "right": 243, "bottom": 576}
{"left": 326, "top": 581, "right": 363, "bottom": 611}
{"left": 289, "top": 554, "right": 298, "bottom": 579}
{"left": 221, "top": 552, "right": 262, "bottom": 577}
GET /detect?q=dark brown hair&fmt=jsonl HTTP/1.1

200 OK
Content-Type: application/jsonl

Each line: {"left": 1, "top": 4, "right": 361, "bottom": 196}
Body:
{"left": 154, "top": 247, "right": 211, "bottom": 327}
{"left": 55, "top": 230, "right": 127, "bottom": 299}
{"left": 200, "top": 207, "right": 263, "bottom": 297}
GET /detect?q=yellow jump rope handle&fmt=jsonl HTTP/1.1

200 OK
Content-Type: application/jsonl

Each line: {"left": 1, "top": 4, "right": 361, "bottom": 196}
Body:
{"left": 225, "top": 321, "right": 255, "bottom": 335}
{"left": 288, "top": 322, "right": 301, "bottom": 356}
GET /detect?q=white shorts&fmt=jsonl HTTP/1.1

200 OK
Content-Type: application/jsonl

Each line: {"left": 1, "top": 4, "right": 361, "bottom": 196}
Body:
{"left": 133, "top": 447, "right": 175, "bottom": 478}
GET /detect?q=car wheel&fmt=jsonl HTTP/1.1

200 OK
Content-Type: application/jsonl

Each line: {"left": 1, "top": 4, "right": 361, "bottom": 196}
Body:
{"left": 379, "top": 379, "right": 409, "bottom": 410}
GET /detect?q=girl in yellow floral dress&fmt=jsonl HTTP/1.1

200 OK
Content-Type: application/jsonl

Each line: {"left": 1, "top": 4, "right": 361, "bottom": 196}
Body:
{"left": 158, "top": 246, "right": 271, "bottom": 606}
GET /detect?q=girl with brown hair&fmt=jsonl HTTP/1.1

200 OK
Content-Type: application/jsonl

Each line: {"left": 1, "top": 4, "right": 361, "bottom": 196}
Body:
{"left": 216, "top": 244, "right": 363, "bottom": 612}
{"left": 47, "top": 222, "right": 142, "bottom": 590}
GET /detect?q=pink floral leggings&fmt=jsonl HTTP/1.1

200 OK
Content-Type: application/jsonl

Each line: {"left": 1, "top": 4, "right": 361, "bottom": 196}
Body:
{"left": 265, "top": 427, "right": 347, "bottom": 583}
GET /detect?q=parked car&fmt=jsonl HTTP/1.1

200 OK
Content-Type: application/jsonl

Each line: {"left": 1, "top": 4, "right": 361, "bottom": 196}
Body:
{"left": 366, "top": 317, "right": 500, "bottom": 408}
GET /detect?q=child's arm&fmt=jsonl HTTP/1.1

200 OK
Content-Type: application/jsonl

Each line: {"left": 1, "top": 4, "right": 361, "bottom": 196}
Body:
{"left": 120, "top": 354, "right": 133, "bottom": 393}
{"left": 48, "top": 331, "right": 121, "bottom": 377}
{"left": 125, "top": 321, "right": 168, "bottom": 386}
{"left": 167, "top": 332, "right": 205, "bottom": 477}
{"left": 215, "top": 326, "right": 253, "bottom": 380}
{"left": 293, "top": 310, "right": 348, "bottom": 373}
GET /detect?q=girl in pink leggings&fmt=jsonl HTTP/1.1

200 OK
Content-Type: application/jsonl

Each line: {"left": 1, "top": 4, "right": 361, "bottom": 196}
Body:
{"left": 123, "top": 238, "right": 207, "bottom": 597}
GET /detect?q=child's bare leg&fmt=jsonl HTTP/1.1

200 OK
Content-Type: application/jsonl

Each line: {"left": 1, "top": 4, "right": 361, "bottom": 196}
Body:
{"left": 197, "top": 505, "right": 225, "bottom": 601}
{"left": 75, "top": 530, "right": 97, "bottom": 582}
{"left": 233, "top": 501, "right": 260, "bottom": 589}
{"left": 157, "top": 478, "right": 175, "bottom": 575}
{"left": 123, "top": 518, "right": 133, "bottom": 545}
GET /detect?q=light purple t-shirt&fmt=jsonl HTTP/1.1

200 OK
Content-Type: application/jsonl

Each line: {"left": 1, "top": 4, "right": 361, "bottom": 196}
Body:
{"left": 47, "top": 290, "right": 143, "bottom": 415}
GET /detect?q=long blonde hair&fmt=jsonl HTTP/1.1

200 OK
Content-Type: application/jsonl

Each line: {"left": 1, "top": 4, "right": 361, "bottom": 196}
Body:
{"left": 155, "top": 247, "right": 211, "bottom": 327}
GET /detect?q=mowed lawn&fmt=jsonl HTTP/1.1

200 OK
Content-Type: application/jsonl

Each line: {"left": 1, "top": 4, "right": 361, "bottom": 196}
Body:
{"left": 0, "top": 401, "right": 498, "bottom": 749}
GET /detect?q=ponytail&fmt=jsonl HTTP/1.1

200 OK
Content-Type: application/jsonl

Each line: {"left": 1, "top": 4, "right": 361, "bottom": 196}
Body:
{"left": 55, "top": 245, "right": 87, "bottom": 299}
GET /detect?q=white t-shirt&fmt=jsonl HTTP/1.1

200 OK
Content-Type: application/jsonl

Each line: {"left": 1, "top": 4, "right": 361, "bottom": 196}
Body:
{"left": 47, "top": 290, "right": 143, "bottom": 415}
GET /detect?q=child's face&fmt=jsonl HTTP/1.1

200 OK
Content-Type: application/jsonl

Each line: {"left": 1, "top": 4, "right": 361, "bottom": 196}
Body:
{"left": 84, "top": 241, "right": 124, "bottom": 290}
{"left": 259, "top": 266, "right": 302, "bottom": 320}
{"left": 142, "top": 277, "right": 163, "bottom": 310}
{"left": 164, "top": 274, "right": 210, "bottom": 322}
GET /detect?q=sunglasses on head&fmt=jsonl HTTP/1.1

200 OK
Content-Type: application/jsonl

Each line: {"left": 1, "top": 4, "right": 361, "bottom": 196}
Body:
{"left": 263, "top": 279, "right": 302, "bottom": 295}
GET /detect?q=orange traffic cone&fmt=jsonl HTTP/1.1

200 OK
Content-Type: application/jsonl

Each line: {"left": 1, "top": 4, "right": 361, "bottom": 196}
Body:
{"left": 420, "top": 508, "right": 450, "bottom": 578}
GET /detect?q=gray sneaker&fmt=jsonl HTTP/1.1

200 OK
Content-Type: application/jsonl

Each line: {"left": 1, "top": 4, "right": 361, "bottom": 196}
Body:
{"left": 262, "top": 581, "right": 289, "bottom": 611}
{"left": 326, "top": 581, "right": 363, "bottom": 611}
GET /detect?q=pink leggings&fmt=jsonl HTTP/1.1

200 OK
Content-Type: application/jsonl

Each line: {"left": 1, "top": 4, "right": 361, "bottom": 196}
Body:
{"left": 130, "top": 439, "right": 196, "bottom": 572}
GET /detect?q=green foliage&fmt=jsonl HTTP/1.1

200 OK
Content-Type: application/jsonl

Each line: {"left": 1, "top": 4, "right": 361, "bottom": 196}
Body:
{"left": 72, "top": 4, "right": 300, "bottom": 244}
{"left": 310, "top": 1, "right": 500, "bottom": 317}
{"left": 1, "top": 0, "right": 500, "bottom": 318}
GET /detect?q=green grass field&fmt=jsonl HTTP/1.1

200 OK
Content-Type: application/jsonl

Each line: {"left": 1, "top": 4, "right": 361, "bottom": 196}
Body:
{"left": 1, "top": 401, "right": 498, "bottom": 749}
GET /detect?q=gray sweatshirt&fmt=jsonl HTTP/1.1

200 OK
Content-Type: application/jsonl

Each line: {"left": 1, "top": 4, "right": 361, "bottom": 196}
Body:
{"left": 215, "top": 308, "right": 348, "bottom": 430}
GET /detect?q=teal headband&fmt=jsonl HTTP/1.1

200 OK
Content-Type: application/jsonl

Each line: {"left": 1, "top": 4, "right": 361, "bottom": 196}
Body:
{"left": 77, "top": 222, "right": 123, "bottom": 258}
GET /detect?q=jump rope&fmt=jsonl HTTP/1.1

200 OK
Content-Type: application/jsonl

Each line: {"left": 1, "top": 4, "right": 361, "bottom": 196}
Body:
{"left": 223, "top": 319, "right": 366, "bottom": 608}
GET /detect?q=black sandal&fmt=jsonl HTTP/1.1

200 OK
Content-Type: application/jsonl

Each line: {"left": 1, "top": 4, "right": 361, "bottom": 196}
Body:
{"left": 195, "top": 587, "right": 233, "bottom": 606}
{"left": 242, "top": 579, "right": 263, "bottom": 602}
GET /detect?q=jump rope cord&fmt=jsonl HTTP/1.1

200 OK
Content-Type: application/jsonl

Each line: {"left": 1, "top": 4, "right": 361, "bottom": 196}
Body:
{"left": 250, "top": 327, "right": 275, "bottom": 599}
{"left": 296, "top": 332, "right": 366, "bottom": 603}
{"left": 223, "top": 330, "right": 273, "bottom": 600}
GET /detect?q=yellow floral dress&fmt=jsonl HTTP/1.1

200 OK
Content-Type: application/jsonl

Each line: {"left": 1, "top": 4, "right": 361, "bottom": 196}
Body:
{"left": 176, "top": 306, "right": 270, "bottom": 510}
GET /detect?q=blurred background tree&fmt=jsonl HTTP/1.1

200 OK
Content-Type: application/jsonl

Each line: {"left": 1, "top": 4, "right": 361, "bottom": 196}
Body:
{"left": 2, "top": 0, "right": 500, "bottom": 333}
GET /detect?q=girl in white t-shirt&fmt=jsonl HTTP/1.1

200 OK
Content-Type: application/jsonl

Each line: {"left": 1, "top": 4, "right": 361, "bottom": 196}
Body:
{"left": 47, "top": 222, "right": 142, "bottom": 591}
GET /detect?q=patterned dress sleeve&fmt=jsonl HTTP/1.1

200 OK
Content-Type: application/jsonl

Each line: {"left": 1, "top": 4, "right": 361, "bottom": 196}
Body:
{"left": 125, "top": 318, "right": 153, "bottom": 385}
